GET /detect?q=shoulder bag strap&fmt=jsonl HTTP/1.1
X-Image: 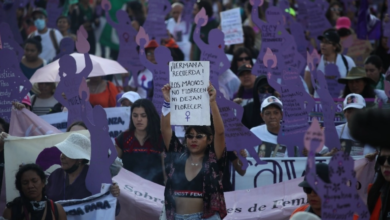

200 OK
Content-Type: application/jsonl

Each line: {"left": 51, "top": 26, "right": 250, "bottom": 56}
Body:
{"left": 49, "top": 29, "right": 60, "bottom": 54}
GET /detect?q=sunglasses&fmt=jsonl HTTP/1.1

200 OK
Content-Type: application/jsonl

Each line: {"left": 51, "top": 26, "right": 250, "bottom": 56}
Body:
{"left": 377, "top": 156, "right": 390, "bottom": 166}
{"left": 259, "top": 86, "right": 275, "bottom": 94}
{"left": 303, "top": 187, "right": 317, "bottom": 194}
{"left": 237, "top": 57, "right": 251, "bottom": 61}
{"left": 185, "top": 134, "right": 206, "bottom": 140}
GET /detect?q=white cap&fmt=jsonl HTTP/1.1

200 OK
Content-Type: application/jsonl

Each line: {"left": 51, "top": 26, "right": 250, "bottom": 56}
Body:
{"left": 290, "top": 212, "right": 321, "bottom": 220}
{"left": 55, "top": 133, "right": 91, "bottom": 160}
{"left": 260, "top": 96, "right": 283, "bottom": 112}
{"left": 118, "top": 91, "right": 141, "bottom": 104}
{"left": 343, "top": 93, "right": 366, "bottom": 111}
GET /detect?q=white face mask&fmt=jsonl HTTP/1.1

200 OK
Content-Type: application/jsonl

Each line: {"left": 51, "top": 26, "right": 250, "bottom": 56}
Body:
{"left": 34, "top": 18, "right": 46, "bottom": 31}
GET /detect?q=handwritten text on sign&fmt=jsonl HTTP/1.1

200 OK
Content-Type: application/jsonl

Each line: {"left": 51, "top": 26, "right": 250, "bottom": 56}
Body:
{"left": 220, "top": 8, "right": 244, "bottom": 45}
{"left": 169, "top": 61, "right": 210, "bottom": 125}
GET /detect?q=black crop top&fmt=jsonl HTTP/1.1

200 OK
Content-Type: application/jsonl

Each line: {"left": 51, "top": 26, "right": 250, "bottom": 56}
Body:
{"left": 171, "top": 156, "right": 204, "bottom": 198}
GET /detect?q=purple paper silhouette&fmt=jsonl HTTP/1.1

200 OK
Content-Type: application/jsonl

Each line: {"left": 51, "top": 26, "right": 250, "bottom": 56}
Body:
{"left": 283, "top": 34, "right": 306, "bottom": 76}
{"left": 0, "top": 22, "right": 24, "bottom": 61}
{"left": 218, "top": 96, "right": 266, "bottom": 169}
{"left": 0, "top": 48, "right": 32, "bottom": 122}
{"left": 251, "top": 1, "right": 287, "bottom": 85}
{"left": 324, "top": 64, "right": 344, "bottom": 98}
{"left": 102, "top": 0, "right": 143, "bottom": 88}
{"left": 80, "top": 89, "right": 117, "bottom": 194}
{"left": 277, "top": 67, "right": 312, "bottom": 157}
{"left": 305, "top": 0, "right": 332, "bottom": 48}
{"left": 142, "top": 0, "right": 171, "bottom": 43}
{"left": 314, "top": 70, "right": 341, "bottom": 150}
{"left": 0, "top": 0, "right": 23, "bottom": 45}
{"left": 193, "top": 8, "right": 230, "bottom": 93}
{"left": 357, "top": 0, "right": 381, "bottom": 40}
{"left": 136, "top": 27, "right": 173, "bottom": 115}
{"left": 52, "top": 38, "right": 75, "bottom": 61}
{"left": 183, "top": 0, "right": 197, "bottom": 34}
{"left": 295, "top": 0, "right": 309, "bottom": 29}
{"left": 46, "top": 0, "right": 63, "bottom": 29}
{"left": 384, "top": 0, "right": 390, "bottom": 53}
{"left": 54, "top": 26, "right": 92, "bottom": 128}
{"left": 35, "top": 147, "right": 61, "bottom": 171}
{"left": 289, "top": 22, "right": 312, "bottom": 61}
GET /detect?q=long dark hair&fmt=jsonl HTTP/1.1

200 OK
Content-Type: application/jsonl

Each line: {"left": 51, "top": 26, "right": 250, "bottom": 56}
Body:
{"left": 24, "top": 36, "right": 42, "bottom": 54}
{"left": 66, "top": 121, "right": 87, "bottom": 132}
{"left": 129, "top": 99, "right": 161, "bottom": 147}
{"left": 368, "top": 150, "right": 387, "bottom": 214}
{"left": 15, "top": 164, "right": 46, "bottom": 196}
{"left": 342, "top": 80, "right": 376, "bottom": 98}
{"left": 230, "top": 47, "right": 253, "bottom": 75}
{"left": 364, "top": 55, "right": 383, "bottom": 71}
{"left": 127, "top": 1, "right": 145, "bottom": 26}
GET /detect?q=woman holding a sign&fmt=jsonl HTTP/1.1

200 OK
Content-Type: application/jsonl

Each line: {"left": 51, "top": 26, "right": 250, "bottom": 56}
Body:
{"left": 161, "top": 84, "right": 227, "bottom": 220}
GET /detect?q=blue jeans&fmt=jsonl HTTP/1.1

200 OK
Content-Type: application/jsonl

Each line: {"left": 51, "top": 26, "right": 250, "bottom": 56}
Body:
{"left": 174, "top": 212, "right": 221, "bottom": 220}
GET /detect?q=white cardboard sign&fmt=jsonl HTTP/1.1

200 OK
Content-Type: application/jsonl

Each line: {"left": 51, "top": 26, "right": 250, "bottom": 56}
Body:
{"left": 220, "top": 8, "right": 244, "bottom": 45}
{"left": 169, "top": 61, "right": 210, "bottom": 125}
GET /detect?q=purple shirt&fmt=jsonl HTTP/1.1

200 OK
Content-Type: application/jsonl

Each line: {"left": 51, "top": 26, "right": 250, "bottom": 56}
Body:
{"left": 46, "top": 165, "right": 92, "bottom": 202}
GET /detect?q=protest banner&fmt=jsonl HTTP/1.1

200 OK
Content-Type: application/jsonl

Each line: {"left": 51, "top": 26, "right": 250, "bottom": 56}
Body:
{"left": 39, "top": 107, "right": 130, "bottom": 142}
{"left": 114, "top": 156, "right": 374, "bottom": 220}
{"left": 4, "top": 130, "right": 90, "bottom": 202}
{"left": 169, "top": 61, "right": 210, "bottom": 125}
{"left": 57, "top": 184, "right": 117, "bottom": 220}
{"left": 220, "top": 8, "right": 244, "bottom": 45}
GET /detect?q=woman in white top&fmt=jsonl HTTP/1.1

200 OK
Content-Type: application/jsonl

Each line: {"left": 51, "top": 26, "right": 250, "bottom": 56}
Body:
{"left": 304, "top": 29, "right": 355, "bottom": 96}
{"left": 31, "top": 83, "right": 58, "bottom": 116}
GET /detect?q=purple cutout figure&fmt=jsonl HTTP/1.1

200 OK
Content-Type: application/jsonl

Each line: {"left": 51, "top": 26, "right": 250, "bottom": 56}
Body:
{"left": 46, "top": 0, "right": 63, "bottom": 29}
{"left": 384, "top": 0, "right": 390, "bottom": 53}
{"left": 305, "top": 0, "right": 332, "bottom": 48}
{"left": 80, "top": 89, "right": 117, "bottom": 194}
{"left": 324, "top": 64, "right": 344, "bottom": 98}
{"left": 143, "top": 0, "right": 172, "bottom": 43}
{"left": 193, "top": 8, "right": 230, "bottom": 94}
{"left": 219, "top": 96, "right": 266, "bottom": 169}
{"left": 0, "top": 48, "right": 32, "bottom": 122}
{"left": 52, "top": 38, "right": 75, "bottom": 61}
{"left": 283, "top": 34, "right": 306, "bottom": 76}
{"left": 0, "top": 22, "right": 24, "bottom": 61}
{"left": 305, "top": 119, "right": 370, "bottom": 220}
{"left": 183, "top": 0, "right": 197, "bottom": 34}
{"left": 102, "top": 0, "right": 143, "bottom": 88}
{"left": 136, "top": 26, "right": 173, "bottom": 115}
{"left": 0, "top": 0, "right": 23, "bottom": 45}
{"left": 54, "top": 26, "right": 93, "bottom": 128}
{"left": 36, "top": 147, "right": 62, "bottom": 172}
{"left": 290, "top": 22, "right": 312, "bottom": 61}
{"left": 357, "top": 0, "right": 381, "bottom": 40}
{"left": 251, "top": 0, "right": 287, "bottom": 84}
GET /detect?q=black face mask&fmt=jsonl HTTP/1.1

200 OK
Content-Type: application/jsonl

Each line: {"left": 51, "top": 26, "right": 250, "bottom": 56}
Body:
{"left": 64, "top": 163, "right": 79, "bottom": 174}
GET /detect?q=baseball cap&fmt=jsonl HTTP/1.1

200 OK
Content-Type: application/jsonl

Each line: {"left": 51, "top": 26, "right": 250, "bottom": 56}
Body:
{"left": 237, "top": 64, "right": 252, "bottom": 76}
{"left": 22, "top": 95, "right": 31, "bottom": 107}
{"left": 336, "top": 17, "right": 351, "bottom": 30}
{"left": 32, "top": 8, "right": 47, "bottom": 18}
{"left": 260, "top": 96, "right": 283, "bottom": 112}
{"left": 118, "top": 91, "right": 141, "bottom": 104}
{"left": 343, "top": 93, "right": 366, "bottom": 111}
{"left": 298, "top": 163, "right": 331, "bottom": 188}
{"left": 317, "top": 29, "right": 340, "bottom": 45}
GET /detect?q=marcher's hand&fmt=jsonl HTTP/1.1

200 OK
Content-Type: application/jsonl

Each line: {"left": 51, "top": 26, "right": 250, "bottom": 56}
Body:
{"left": 0, "top": 132, "right": 8, "bottom": 143}
{"left": 110, "top": 183, "right": 120, "bottom": 197}
{"left": 12, "top": 101, "right": 25, "bottom": 110}
{"left": 233, "top": 98, "right": 242, "bottom": 104}
{"left": 161, "top": 84, "right": 171, "bottom": 102}
{"left": 302, "top": 148, "right": 308, "bottom": 156}
{"left": 239, "top": 149, "right": 248, "bottom": 157}
{"left": 323, "top": 148, "right": 338, "bottom": 156}
{"left": 208, "top": 84, "right": 216, "bottom": 103}
{"left": 365, "top": 152, "right": 378, "bottom": 161}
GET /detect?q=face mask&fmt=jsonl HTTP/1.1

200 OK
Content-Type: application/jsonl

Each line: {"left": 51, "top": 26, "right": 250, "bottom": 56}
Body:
{"left": 64, "top": 163, "right": 79, "bottom": 174}
{"left": 34, "top": 19, "right": 46, "bottom": 31}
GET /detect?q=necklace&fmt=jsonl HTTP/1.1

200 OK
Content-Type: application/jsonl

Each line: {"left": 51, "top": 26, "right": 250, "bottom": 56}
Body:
{"left": 190, "top": 157, "right": 200, "bottom": 166}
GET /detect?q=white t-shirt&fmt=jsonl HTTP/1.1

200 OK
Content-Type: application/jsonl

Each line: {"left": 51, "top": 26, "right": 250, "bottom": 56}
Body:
{"left": 31, "top": 95, "right": 58, "bottom": 116}
{"left": 250, "top": 125, "right": 288, "bottom": 158}
{"left": 129, "top": 68, "right": 153, "bottom": 99}
{"left": 336, "top": 123, "right": 376, "bottom": 155}
{"left": 166, "top": 18, "right": 191, "bottom": 61}
{"left": 305, "top": 54, "right": 356, "bottom": 98}
{"left": 31, "top": 28, "right": 63, "bottom": 62}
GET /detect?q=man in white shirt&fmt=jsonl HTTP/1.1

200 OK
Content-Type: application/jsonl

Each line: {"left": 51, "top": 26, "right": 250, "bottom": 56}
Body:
{"left": 335, "top": 93, "right": 376, "bottom": 156}
{"left": 166, "top": 2, "right": 191, "bottom": 61}
{"left": 29, "top": 8, "right": 63, "bottom": 62}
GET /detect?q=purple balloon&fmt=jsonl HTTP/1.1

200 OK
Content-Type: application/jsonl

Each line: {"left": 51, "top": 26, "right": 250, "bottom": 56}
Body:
{"left": 104, "top": 6, "right": 143, "bottom": 88}
{"left": 139, "top": 37, "right": 173, "bottom": 115}
{"left": 54, "top": 53, "right": 92, "bottom": 127}
{"left": 183, "top": 0, "right": 197, "bottom": 34}
{"left": 80, "top": 91, "right": 117, "bottom": 194}
{"left": 0, "top": 22, "right": 24, "bottom": 61}
{"left": 315, "top": 70, "right": 341, "bottom": 150}
{"left": 46, "top": 0, "right": 63, "bottom": 29}
{"left": 324, "top": 64, "right": 344, "bottom": 98}
{"left": 143, "top": 0, "right": 172, "bottom": 44}
{"left": 218, "top": 96, "right": 266, "bottom": 169}
{"left": 0, "top": 48, "right": 32, "bottom": 122}
{"left": 52, "top": 38, "right": 75, "bottom": 61}
{"left": 193, "top": 18, "right": 230, "bottom": 91}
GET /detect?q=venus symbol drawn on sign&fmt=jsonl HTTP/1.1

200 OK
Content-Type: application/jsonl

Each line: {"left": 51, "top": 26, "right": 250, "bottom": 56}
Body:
{"left": 185, "top": 111, "right": 190, "bottom": 121}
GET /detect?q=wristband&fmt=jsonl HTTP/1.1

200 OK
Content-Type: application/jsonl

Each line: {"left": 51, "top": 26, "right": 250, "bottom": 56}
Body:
{"left": 162, "top": 101, "right": 170, "bottom": 116}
